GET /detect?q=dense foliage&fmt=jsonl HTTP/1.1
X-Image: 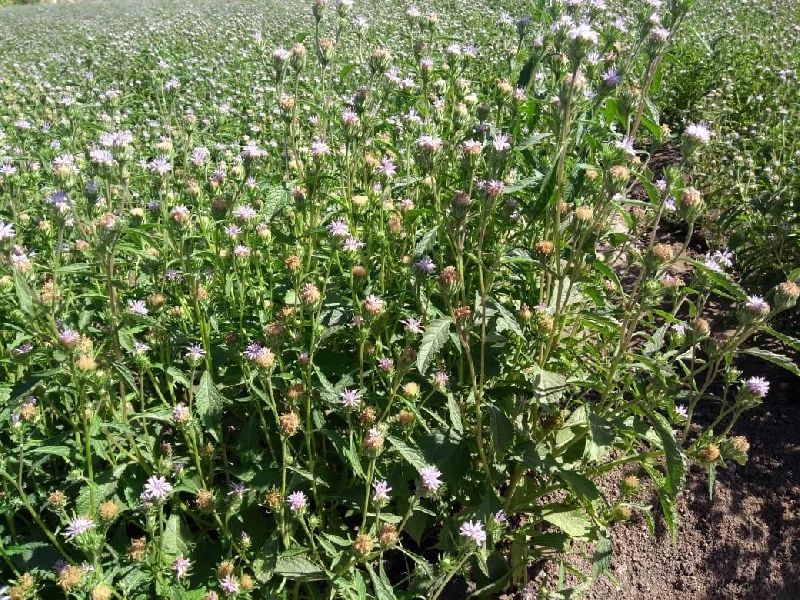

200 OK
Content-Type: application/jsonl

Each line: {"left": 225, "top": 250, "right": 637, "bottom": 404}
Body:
{"left": 0, "top": 0, "right": 798, "bottom": 598}
{"left": 660, "top": 0, "right": 800, "bottom": 286}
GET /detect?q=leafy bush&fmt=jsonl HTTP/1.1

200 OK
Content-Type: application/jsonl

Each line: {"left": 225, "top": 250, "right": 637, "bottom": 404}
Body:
{"left": 1, "top": 0, "right": 798, "bottom": 598}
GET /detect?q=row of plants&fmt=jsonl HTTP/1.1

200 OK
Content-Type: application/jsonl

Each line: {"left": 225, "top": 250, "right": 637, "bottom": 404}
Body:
{"left": 1, "top": 0, "right": 798, "bottom": 598}
{"left": 660, "top": 0, "right": 800, "bottom": 287}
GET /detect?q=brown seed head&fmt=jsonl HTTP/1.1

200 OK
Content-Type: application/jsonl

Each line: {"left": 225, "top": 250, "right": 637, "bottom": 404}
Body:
{"left": 280, "top": 412, "right": 301, "bottom": 436}
{"left": 702, "top": 444, "right": 720, "bottom": 462}
{"left": 58, "top": 566, "right": 84, "bottom": 591}
{"left": 98, "top": 500, "right": 118, "bottom": 521}
{"left": 92, "top": 584, "right": 114, "bottom": 600}
{"left": 731, "top": 435, "right": 750, "bottom": 453}
{"left": 535, "top": 240, "right": 554, "bottom": 256}
{"left": 196, "top": 489, "right": 215, "bottom": 511}
{"left": 217, "top": 560, "right": 235, "bottom": 579}
{"left": 398, "top": 409, "right": 415, "bottom": 427}
{"left": 379, "top": 523, "right": 398, "bottom": 547}
{"left": 354, "top": 532, "right": 374, "bottom": 557}
{"left": 128, "top": 537, "right": 147, "bottom": 561}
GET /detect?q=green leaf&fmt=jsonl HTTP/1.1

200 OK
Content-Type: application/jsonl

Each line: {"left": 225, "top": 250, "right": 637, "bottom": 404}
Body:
{"left": 741, "top": 348, "right": 800, "bottom": 377}
{"left": 261, "top": 184, "right": 287, "bottom": 221}
{"left": 195, "top": 371, "right": 224, "bottom": 426}
{"left": 274, "top": 554, "right": 328, "bottom": 582}
{"left": 387, "top": 435, "right": 427, "bottom": 470}
{"left": 28, "top": 445, "right": 72, "bottom": 459}
{"left": 541, "top": 505, "right": 593, "bottom": 540}
{"left": 162, "top": 514, "right": 189, "bottom": 559}
{"left": 367, "top": 564, "right": 398, "bottom": 600}
{"left": 591, "top": 535, "right": 612, "bottom": 579}
{"left": 645, "top": 410, "right": 686, "bottom": 498}
{"left": 416, "top": 317, "right": 452, "bottom": 375}
{"left": 14, "top": 270, "right": 35, "bottom": 315}
{"left": 557, "top": 469, "right": 601, "bottom": 503}
{"left": 761, "top": 326, "right": 800, "bottom": 353}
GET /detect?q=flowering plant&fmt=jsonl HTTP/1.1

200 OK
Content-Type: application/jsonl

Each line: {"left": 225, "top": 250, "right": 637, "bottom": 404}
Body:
{"left": 0, "top": 0, "right": 797, "bottom": 598}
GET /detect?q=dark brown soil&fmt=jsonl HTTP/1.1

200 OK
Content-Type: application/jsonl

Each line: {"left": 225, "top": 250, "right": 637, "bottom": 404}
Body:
{"left": 587, "top": 361, "right": 800, "bottom": 600}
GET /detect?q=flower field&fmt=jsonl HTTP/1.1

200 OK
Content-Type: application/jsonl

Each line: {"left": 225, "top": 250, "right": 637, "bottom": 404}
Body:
{"left": 0, "top": 0, "right": 798, "bottom": 598}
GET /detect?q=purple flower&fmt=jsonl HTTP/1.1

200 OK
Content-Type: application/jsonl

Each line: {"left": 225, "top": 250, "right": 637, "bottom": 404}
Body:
{"left": 141, "top": 475, "right": 173, "bottom": 503}
{"left": 233, "top": 204, "right": 257, "bottom": 221}
{"left": 342, "top": 237, "right": 365, "bottom": 252}
{"left": 0, "top": 220, "right": 16, "bottom": 241}
{"left": 311, "top": 139, "right": 330, "bottom": 158}
{"left": 220, "top": 575, "right": 239, "bottom": 595}
{"left": 173, "top": 556, "right": 191, "bottom": 579}
{"left": 417, "top": 134, "right": 443, "bottom": 153}
{"left": 127, "top": 299, "right": 148, "bottom": 316}
{"left": 745, "top": 376, "right": 769, "bottom": 398}
{"left": 327, "top": 218, "right": 350, "bottom": 238}
{"left": 402, "top": 319, "right": 424, "bottom": 335}
{"left": 418, "top": 465, "right": 442, "bottom": 495}
{"left": 377, "top": 157, "right": 397, "bottom": 177}
{"left": 685, "top": 123, "right": 711, "bottom": 144}
{"left": 372, "top": 480, "right": 392, "bottom": 504}
{"left": 492, "top": 133, "right": 511, "bottom": 152}
{"left": 414, "top": 255, "right": 436, "bottom": 275}
{"left": 59, "top": 327, "right": 80, "bottom": 347}
{"left": 173, "top": 403, "right": 190, "bottom": 423}
{"left": 287, "top": 491, "right": 308, "bottom": 513}
{"left": 228, "top": 481, "right": 248, "bottom": 499}
{"left": 185, "top": 343, "right": 206, "bottom": 363}
{"left": 745, "top": 295, "right": 770, "bottom": 315}
{"left": 494, "top": 510, "right": 508, "bottom": 524}
{"left": 149, "top": 156, "right": 172, "bottom": 176}
{"left": 340, "top": 388, "right": 362, "bottom": 409}
{"left": 675, "top": 405, "right": 688, "bottom": 418}
{"left": 602, "top": 68, "right": 621, "bottom": 87}
{"left": 378, "top": 357, "right": 394, "bottom": 372}
{"left": 459, "top": 520, "right": 486, "bottom": 545}
{"left": 63, "top": 516, "right": 95, "bottom": 540}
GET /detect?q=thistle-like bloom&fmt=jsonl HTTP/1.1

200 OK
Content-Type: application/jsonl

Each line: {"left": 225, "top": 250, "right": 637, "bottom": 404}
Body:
{"left": 141, "top": 475, "right": 173, "bottom": 502}
{"left": 460, "top": 520, "right": 487, "bottom": 545}
{"left": 377, "top": 157, "right": 397, "bottom": 177}
{"left": 287, "top": 490, "right": 307, "bottom": 512}
{"left": 232, "top": 204, "right": 257, "bottom": 221}
{"left": 684, "top": 123, "right": 711, "bottom": 144}
{"left": 327, "top": 218, "right": 350, "bottom": 238}
{"left": 364, "top": 294, "right": 385, "bottom": 316}
{"left": 219, "top": 575, "right": 239, "bottom": 595}
{"left": 185, "top": 343, "right": 206, "bottom": 363}
{"left": 568, "top": 23, "right": 599, "bottom": 45}
{"left": 127, "top": 299, "right": 148, "bottom": 316}
{"left": 745, "top": 295, "right": 770, "bottom": 315}
{"left": 492, "top": 133, "right": 511, "bottom": 152}
{"left": 149, "top": 156, "right": 172, "bottom": 176}
{"left": 190, "top": 146, "right": 210, "bottom": 166}
{"left": 310, "top": 139, "right": 330, "bottom": 158}
{"left": 414, "top": 255, "right": 436, "bottom": 274}
{"left": 340, "top": 388, "right": 362, "bottom": 409}
{"left": 173, "top": 556, "right": 191, "bottom": 579}
{"left": 173, "top": 403, "right": 190, "bottom": 424}
{"left": 745, "top": 376, "right": 770, "bottom": 398}
{"left": 417, "top": 134, "right": 443, "bottom": 153}
{"left": 418, "top": 465, "right": 442, "bottom": 494}
{"left": 59, "top": 327, "right": 80, "bottom": 347}
{"left": 675, "top": 405, "right": 688, "bottom": 418}
{"left": 372, "top": 480, "right": 392, "bottom": 504}
{"left": 602, "top": 68, "right": 621, "bottom": 87}
{"left": 0, "top": 220, "right": 16, "bottom": 241}
{"left": 343, "top": 237, "right": 365, "bottom": 252}
{"left": 63, "top": 516, "right": 95, "bottom": 540}
{"left": 402, "top": 318, "right": 424, "bottom": 334}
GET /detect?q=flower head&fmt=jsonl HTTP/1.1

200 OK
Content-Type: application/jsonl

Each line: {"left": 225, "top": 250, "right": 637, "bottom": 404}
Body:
{"left": 418, "top": 465, "right": 442, "bottom": 495}
{"left": 459, "top": 520, "right": 486, "bottom": 545}
{"left": 745, "top": 376, "right": 769, "bottom": 398}
{"left": 64, "top": 516, "right": 95, "bottom": 540}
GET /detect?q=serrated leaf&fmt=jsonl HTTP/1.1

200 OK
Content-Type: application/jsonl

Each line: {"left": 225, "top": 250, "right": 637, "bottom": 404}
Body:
{"left": 387, "top": 435, "right": 427, "bottom": 470}
{"left": 541, "top": 505, "right": 593, "bottom": 540}
{"left": 195, "top": 371, "right": 224, "bottom": 426}
{"left": 416, "top": 317, "right": 452, "bottom": 374}
{"left": 591, "top": 535, "right": 612, "bottom": 579}
{"left": 367, "top": 564, "right": 398, "bottom": 600}
{"left": 645, "top": 410, "right": 686, "bottom": 499}
{"left": 741, "top": 348, "right": 800, "bottom": 377}
{"left": 14, "top": 270, "right": 35, "bottom": 315}
{"left": 274, "top": 554, "right": 328, "bottom": 581}
{"left": 261, "top": 184, "right": 287, "bottom": 221}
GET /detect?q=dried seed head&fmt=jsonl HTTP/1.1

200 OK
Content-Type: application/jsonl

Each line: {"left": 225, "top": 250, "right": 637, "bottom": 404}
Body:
{"left": 240, "top": 574, "right": 254, "bottom": 591}
{"left": 398, "top": 409, "right": 415, "bottom": 427}
{"left": 92, "top": 584, "right": 113, "bottom": 600}
{"left": 775, "top": 281, "right": 800, "bottom": 309}
{"left": 48, "top": 490, "right": 67, "bottom": 508}
{"left": 254, "top": 347, "right": 275, "bottom": 368}
{"left": 359, "top": 406, "right": 377, "bottom": 426}
{"left": 195, "top": 286, "right": 209, "bottom": 302}
{"left": 519, "top": 304, "right": 533, "bottom": 321}
{"left": 128, "top": 537, "right": 147, "bottom": 562}
{"left": 453, "top": 304, "right": 472, "bottom": 322}
{"left": 681, "top": 186, "right": 702, "bottom": 207}
{"left": 57, "top": 566, "right": 84, "bottom": 591}
{"left": 439, "top": 265, "right": 459, "bottom": 286}
{"left": 388, "top": 215, "right": 403, "bottom": 235}
{"left": 354, "top": 532, "right": 374, "bottom": 557}
{"left": 575, "top": 206, "right": 594, "bottom": 222}
{"left": 535, "top": 240, "right": 554, "bottom": 256}
{"left": 300, "top": 283, "right": 321, "bottom": 305}
{"left": 286, "top": 383, "right": 305, "bottom": 401}
{"left": 379, "top": 523, "right": 398, "bottom": 547}
{"left": 352, "top": 265, "right": 367, "bottom": 279}
{"left": 98, "top": 500, "right": 118, "bottom": 521}
{"left": 285, "top": 254, "right": 301, "bottom": 271}
{"left": 651, "top": 243, "right": 674, "bottom": 262}
{"left": 279, "top": 412, "right": 301, "bottom": 436}
{"left": 196, "top": 489, "right": 215, "bottom": 511}
{"left": 621, "top": 475, "right": 640, "bottom": 493}
{"left": 364, "top": 429, "right": 385, "bottom": 455}
{"left": 731, "top": 435, "right": 750, "bottom": 453}
{"left": 265, "top": 488, "right": 282, "bottom": 512}
{"left": 76, "top": 354, "right": 97, "bottom": 372}
{"left": 701, "top": 444, "right": 720, "bottom": 462}
{"left": 693, "top": 318, "right": 711, "bottom": 337}
{"left": 401, "top": 382, "right": 420, "bottom": 398}
{"left": 608, "top": 164, "right": 630, "bottom": 183}
{"left": 217, "top": 560, "right": 235, "bottom": 579}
